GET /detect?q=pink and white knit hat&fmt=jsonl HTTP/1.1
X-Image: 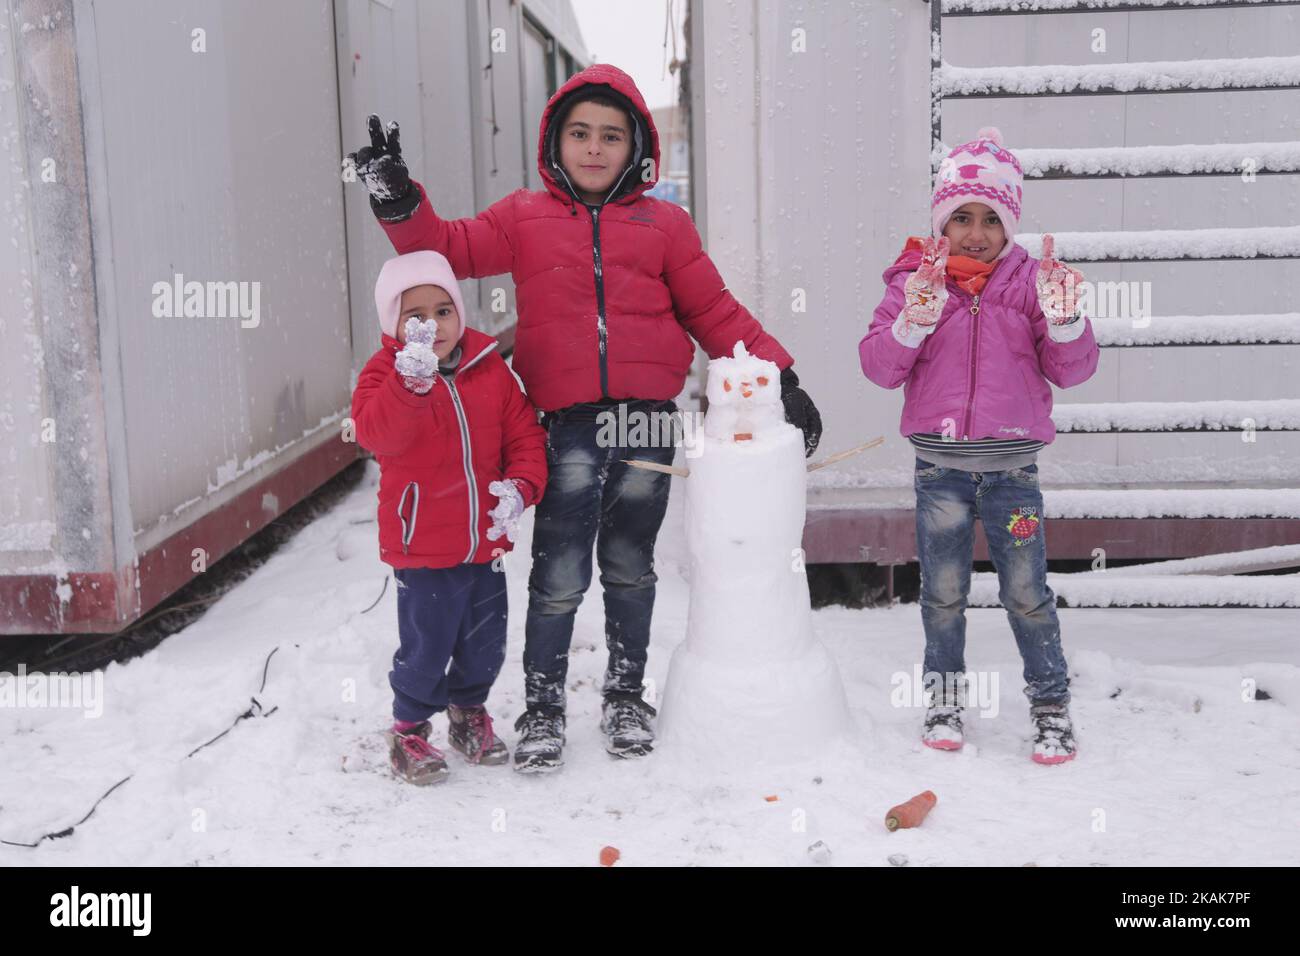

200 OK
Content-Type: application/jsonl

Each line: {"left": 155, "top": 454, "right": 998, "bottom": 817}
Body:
{"left": 931, "top": 126, "right": 1024, "bottom": 259}
{"left": 373, "top": 250, "right": 467, "bottom": 341}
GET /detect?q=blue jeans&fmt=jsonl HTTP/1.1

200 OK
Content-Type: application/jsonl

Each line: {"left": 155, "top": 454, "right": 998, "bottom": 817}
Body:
{"left": 523, "top": 401, "right": 678, "bottom": 711}
{"left": 913, "top": 457, "right": 1070, "bottom": 705}
{"left": 390, "top": 563, "right": 508, "bottom": 722}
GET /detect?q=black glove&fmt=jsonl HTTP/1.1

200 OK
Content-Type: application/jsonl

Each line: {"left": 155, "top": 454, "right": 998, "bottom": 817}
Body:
{"left": 780, "top": 366, "right": 822, "bottom": 458}
{"left": 345, "top": 114, "right": 419, "bottom": 222}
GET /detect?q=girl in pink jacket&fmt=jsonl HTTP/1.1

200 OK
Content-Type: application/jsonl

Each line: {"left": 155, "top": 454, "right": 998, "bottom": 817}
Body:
{"left": 859, "top": 127, "right": 1099, "bottom": 765}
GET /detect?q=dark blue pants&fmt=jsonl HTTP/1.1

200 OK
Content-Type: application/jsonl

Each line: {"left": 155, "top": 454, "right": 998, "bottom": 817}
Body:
{"left": 524, "top": 401, "right": 677, "bottom": 711}
{"left": 913, "top": 457, "right": 1070, "bottom": 705}
{"left": 390, "top": 562, "right": 508, "bottom": 723}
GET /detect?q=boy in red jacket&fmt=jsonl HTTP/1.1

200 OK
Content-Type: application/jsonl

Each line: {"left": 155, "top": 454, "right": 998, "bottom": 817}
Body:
{"left": 346, "top": 64, "right": 821, "bottom": 773}
{"left": 352, "top": 250, "right": 547, "bottom": 785}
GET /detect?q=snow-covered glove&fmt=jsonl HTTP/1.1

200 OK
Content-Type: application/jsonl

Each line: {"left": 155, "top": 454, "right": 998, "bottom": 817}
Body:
{"left": 344, "top": 114, "right": 420, "bottom": 222}
{"left": 394, "top": 317, "right": 438, "bottom": 395}
{"left": 1036, "top": 234, "right": 1088, "bottom": 342}
{"left": 486, "top": 479, "right": 526, "bottom": 543}
{"left": 780, "top": 366, "right": 823, "bottom": 458}
{"left": 900, "top": 236, "right": 950, "bottom": 332}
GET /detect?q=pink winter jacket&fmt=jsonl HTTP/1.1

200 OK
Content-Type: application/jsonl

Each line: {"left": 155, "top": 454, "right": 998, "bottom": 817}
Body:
{"left": 859, "top": 243, "right": 1099, "bottom": 444}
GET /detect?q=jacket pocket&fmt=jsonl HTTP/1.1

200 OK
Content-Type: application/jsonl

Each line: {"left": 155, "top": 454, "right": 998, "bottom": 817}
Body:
{"left": 397, "top": 480, "right": 420, "bottom": 554}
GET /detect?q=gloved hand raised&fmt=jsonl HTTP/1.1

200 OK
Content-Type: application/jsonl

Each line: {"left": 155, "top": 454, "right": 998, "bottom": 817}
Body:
{"left": 486, "top": 480, "right": 526, "bottom": 543}
{"left": 394, "top": 317, "right": 439, "bottom": 395}
{"left": 1035, "top": 234, "right": 1086, "bottom": 325}
{"left": 344, "top": 114, "right": 419, "bottom": 221}
{"left": 901, "top": 235, "right": 950, "bottom": 333}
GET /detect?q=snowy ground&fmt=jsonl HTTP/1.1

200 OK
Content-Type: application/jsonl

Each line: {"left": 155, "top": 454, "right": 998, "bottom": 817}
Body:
{"left": 3, "top": 460, "right": 1297, "bottom": 867}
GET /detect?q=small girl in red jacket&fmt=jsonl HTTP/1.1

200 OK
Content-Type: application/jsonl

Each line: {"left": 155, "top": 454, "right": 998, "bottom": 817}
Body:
{"left": 351, "top": 250, "right": 548, "bottom": 785}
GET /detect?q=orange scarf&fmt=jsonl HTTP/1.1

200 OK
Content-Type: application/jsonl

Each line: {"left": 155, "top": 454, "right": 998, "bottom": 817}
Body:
{"left": 900, "top": 237, "right": 997, "bottom": 296}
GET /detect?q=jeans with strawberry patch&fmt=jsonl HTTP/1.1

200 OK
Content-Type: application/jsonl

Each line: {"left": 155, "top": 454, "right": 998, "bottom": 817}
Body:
{"left": 913, "top": 457, "right": 1070, "bottom": 705}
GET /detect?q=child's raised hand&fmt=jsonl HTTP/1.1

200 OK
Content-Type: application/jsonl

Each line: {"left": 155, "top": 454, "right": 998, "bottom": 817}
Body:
{"left": 1035, "top": 234, "right": 1086, "bottom": 325}
{"left": 394, "top": 317, "right": 439, "bottom": 394}
{"left": 902, "top": 235, "right": 950, "bottom": 329}
{"left": 344, "top": 114, "right": 412, "bottom": 205}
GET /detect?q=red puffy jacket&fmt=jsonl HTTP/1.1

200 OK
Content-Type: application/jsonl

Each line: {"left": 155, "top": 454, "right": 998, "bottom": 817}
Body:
{"left": 351, "top": 327, "right": 548, "bottom": 570}
{"left": 378, "top": 63, "right": 793, "bottom": 412}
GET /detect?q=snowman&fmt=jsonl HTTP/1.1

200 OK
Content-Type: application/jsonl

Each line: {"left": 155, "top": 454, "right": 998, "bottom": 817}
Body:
{"left": 658, "top": 342, "right": 853, "bottom": 763}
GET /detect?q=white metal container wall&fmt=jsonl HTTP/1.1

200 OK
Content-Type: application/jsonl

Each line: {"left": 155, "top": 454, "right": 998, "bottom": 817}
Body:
{"left": 0, "top": 7, "right": 58, "bottom": 573}
{"left": 692, "top": 0, "right": 1300, "bottom": 489}
{"left": 75, "top": 0, "right": 352, "bottom": 554}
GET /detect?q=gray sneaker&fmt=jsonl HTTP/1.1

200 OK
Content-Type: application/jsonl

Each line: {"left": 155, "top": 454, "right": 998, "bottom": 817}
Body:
{"left": 513, "top": 707, "right": 566, "bottom": 774}
{"left": 600, "top": 693, "right": 657, "bottom": 759}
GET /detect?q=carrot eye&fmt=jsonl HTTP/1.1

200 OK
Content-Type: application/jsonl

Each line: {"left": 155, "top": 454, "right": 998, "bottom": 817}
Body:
{"left": 722, "top": 379, "right": 732, "bottom": 392}
{"left": 756, "top": 376, "right": 769, "bottom": 386}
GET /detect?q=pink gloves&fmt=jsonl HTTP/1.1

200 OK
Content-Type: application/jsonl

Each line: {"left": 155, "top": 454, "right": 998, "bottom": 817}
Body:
{"left": 901, "top": 236, "right": 950, "bottom": 333}
{"left": 1035, "top": 234, "right": 1087, "bottom": 341}
{"left": 892, "top": 236, "right": 949, "bottom": 347}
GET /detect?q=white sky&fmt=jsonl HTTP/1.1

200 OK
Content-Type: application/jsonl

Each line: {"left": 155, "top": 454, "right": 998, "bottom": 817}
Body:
{"left": 569, "top": 0, "right": 688, "bottom": 111}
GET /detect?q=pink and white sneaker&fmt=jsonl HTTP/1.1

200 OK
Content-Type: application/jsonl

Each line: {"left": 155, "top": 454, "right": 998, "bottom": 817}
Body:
{"left": 1030, "top": 703, "right": 1077, "bottom": 765}
{"left": 922, "top": 702, "right": 964, "bottom": 752}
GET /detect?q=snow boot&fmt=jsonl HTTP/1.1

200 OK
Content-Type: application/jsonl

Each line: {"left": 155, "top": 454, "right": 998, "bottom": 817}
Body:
{"left": 600, "top": 692, "right": 657, "bottom": 759}
{"left": 447, "top": 704, "right": 509, "bottom": 765}
{"left": 1030, "top": 702, "right": 1077, "bottom": 765}
{"left": 922, "top": 687, "right": 965, "bottom": 752}
{"left": 384, "top": 720, "right": 450, "bottom": 785}
{"left": 513, "top": 707, "right": 566, "bottom": 774}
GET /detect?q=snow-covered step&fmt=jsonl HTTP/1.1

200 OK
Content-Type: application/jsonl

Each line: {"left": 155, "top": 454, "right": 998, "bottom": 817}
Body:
{"left": 937, "top": 55, "right": 1300, "bottom": 98}
{"left": 1016, "top": 227, "right": 1300, "bottom": 262}
{"left": 1079, "top": 543, "right": 1300, "bottom": 577}
{"left": 1092, "top": 314, "right": 1300, "bottom": 347}
{"left": 1015, "top": 141, "right": 1300, "bottom": 178}
{"left": 1042, "top": 488, "right": 1300, "bottom": 519}
{"left": 942, "top": 0, "right": 1296, "bottom": 15}
{"left": 969, "top": 571, "right": 1300, "bottom": 608}
{"left": 1053, "top": 399, "right": 1300, "bottom": 433}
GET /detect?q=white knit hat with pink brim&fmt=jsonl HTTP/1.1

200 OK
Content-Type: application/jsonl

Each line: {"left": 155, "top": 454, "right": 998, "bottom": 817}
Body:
{"left": 373, "top": 250, "right": 467, "bottom": 341}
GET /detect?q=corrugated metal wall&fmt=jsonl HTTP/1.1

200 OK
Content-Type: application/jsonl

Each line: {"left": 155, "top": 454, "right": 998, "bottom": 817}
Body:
{"left": 1, "top": 0, "right": 589, "bottom": 632}
{"left": 76, "top": 0, "right": 352, "bottom": 551}
{"left": 693, "top": 0, "right": 1300, "bottom": 488}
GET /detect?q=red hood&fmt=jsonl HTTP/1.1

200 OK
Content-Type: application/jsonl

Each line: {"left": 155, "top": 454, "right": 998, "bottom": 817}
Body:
{"left": 536, "top": 63, "right": 661, "bottom": 208}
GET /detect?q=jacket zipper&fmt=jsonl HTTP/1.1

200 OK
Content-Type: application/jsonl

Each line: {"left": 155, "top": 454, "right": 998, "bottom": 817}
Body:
{"left": 590, "top": 206, "right": 610, "bottom": 397}
{"left": 445, "top": 380, "right": 479, "bottom": 562}
{"left": 438, "top": 342, "right": 496, "bottom": 562}
{"left": 962, "top": 292, "right": 981, "bottom": 440}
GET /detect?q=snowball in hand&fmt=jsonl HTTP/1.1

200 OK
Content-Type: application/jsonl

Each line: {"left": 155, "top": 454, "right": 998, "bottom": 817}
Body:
{"left": 394, "top": 317, "right": 439, "bottom": 380}
{"left": 485, "top": 479, "right": 524, "bottom": 543}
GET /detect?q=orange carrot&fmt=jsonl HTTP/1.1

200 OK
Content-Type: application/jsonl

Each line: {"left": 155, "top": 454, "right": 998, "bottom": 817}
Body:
{"left": 599, "top": 846, "right": 620, "bottom": 867}
{"left": 885, "top": 790, "right": 937, "bottom": 831}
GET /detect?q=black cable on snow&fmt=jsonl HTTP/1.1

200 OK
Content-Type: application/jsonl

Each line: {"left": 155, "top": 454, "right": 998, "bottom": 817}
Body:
{"left": 1, "top": 644, "right": 289, "bottom": 849}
